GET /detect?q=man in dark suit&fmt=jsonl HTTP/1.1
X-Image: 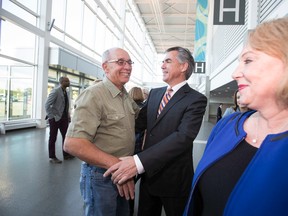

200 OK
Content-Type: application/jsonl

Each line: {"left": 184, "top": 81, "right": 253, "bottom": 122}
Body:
{"left": 45, "top": 76, "right": 74, "bottom": 163}
{"left": 216, "top": 103, "right": 223, "bottom": 122}
{"left": 104, "top": 46, "right": 207, "bottom": 216}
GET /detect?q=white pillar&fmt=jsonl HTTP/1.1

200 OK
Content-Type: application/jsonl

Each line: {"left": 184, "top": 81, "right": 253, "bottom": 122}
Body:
{"left": 36, "top": 0, "right": 52, "bottom": 128}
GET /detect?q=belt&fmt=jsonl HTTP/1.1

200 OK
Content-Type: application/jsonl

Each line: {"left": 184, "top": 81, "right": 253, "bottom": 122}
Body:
{"left": 82, "top": 162, "right": 107, "bottom": 174}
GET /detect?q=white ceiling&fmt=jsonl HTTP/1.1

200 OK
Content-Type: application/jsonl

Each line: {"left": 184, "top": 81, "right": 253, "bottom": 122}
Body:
{"left": 134, "top": 0, "right": 197, "bottom": 54}
{"left": 134, "top": 0, "right": 238, "bottom": 100}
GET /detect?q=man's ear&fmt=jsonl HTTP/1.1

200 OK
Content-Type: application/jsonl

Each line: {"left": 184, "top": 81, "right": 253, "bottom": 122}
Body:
{"left": 181, "top": 62, "right": 189, "bottom": 73}
{"left": 102, "top": 62, "right": 109, "bottom": 74}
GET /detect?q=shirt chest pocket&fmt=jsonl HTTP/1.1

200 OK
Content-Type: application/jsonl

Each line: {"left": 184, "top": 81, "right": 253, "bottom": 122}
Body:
{"left": 106, "top": 113, "right": 126, "bottom": 129}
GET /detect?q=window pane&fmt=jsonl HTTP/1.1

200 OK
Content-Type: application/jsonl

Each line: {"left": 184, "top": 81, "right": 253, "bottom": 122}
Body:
{"left": 51, "top": 29, "right": 65, "bottom": 41}
{"left": 48, "top": 69, "right": 58, "bottom": 81}
{"left": 47, "top": 82, "right": 56, "bottom": 96}
{"left": 95, "top": 19, "right": 106, "bottom": 54}
{"left": 0, "top": 65, "right": 9, "bottom": 77}
{"left": 0, "top": 21, "right": 36, "bottom": 64}
{"left": 0, "top": 57, "right": 33, "bottom": 121}
{"left": 83, "top": 5, "right": 96, "bottom": 48}
{"left": 65, "top": 36, "right": 81, "bottom": 50}
{"left": 9, "top": 79, "right": 33, "bottom": 120}
{"left": 0, "top": 77, "right": 8, "bottom": 121}
{"left": 11, "top": 66, "right": 34, "bottom": 78}
{"left": 51, "top": 0, "right": 66, "bottom": 30}
{"left": 2, "top": 0, "right": 37, "bottom": 25}
{"left": 14, "top": 0, "right": 38, "bottom": 13}
{"left": 66, "top": 0, "right": 82, "bottom": 40}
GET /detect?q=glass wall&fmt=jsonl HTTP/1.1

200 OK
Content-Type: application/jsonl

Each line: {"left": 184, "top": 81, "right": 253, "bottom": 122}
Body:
{"left": 0, "top": 0, "right": 157, "bottom": 126}
{"left": 50, "top": 0, "right": 155, "bottom": 80}
{"left": 0, "top": 58, "right": 35, "bottom": 121}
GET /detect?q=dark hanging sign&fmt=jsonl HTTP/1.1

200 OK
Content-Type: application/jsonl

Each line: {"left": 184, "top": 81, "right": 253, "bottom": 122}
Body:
{"left": 195, "top": 62, "right": 206, "bottom": 74}
{"left": 213, "top": 0, "right": 245, "bottom": 25}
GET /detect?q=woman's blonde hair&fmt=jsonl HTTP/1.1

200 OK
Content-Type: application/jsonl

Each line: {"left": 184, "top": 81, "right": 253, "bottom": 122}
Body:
{"left": 248, "top": 17, "right": 288, "bottom": 107}
{"left": 129, "top": 87, "right": 144, "bottom": 103}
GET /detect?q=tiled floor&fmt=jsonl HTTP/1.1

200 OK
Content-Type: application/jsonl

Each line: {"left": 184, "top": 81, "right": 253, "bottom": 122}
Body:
{"left": 0, "top": 121, "right": 214, "bottom": 216}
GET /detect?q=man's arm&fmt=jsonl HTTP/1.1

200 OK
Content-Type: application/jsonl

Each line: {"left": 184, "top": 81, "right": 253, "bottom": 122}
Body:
{"left": 45, "top": 89, "right": 57, "bottom": 118}
{"left": 64, "top": 137, "right": 135, "bottom": 200}
{"left": 64, "top": 137, "right": 119, "bottom": 168}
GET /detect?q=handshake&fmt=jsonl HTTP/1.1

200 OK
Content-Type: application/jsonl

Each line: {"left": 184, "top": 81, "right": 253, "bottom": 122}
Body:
{"left": 104, "top": 156, "right": 138, "bottom": 200}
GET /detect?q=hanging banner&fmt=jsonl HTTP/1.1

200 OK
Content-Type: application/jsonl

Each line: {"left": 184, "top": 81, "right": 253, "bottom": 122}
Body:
{"left": 194, "top": 0, "right": 208, "bottom": 63}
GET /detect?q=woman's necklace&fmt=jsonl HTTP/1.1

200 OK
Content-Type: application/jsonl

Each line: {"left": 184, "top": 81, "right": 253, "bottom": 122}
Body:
{"left": 253, "top": 116, "right": 288, "bottom": 144}
{"left": 252, "top": 116, "right": 259, "bottom": 144}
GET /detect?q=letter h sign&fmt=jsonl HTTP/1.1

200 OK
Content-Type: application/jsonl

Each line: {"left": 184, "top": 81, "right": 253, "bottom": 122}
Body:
{"left": 213, "top": 0, "right": 245, "bottom": 25}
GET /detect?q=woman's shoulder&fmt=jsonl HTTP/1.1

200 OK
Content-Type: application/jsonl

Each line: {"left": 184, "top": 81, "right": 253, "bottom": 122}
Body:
{"left": 227, "top": 106, "right": 235, "bottom": 111}
{"left": 222, "top": 106, "right": 235, "bottom": 117}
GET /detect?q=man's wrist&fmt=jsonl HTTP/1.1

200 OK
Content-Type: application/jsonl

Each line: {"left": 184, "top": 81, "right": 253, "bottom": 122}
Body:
{"left": 133, "top": 155, "right": 145, "bottom": 174}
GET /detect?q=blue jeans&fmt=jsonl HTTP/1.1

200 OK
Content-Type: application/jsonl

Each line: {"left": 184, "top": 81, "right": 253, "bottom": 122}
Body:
{"left": 80, "top": 163, "right": 130, "bottom": 216}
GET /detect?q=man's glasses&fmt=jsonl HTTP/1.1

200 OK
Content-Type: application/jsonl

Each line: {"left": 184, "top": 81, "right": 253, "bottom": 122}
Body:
{"left": 107, "top": 59, "right": 134, "bottom": 66}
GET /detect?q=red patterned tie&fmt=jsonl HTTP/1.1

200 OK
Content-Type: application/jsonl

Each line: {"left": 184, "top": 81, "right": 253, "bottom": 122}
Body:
{"left": 157, "top": 88, "right": 173, "bottom": 117}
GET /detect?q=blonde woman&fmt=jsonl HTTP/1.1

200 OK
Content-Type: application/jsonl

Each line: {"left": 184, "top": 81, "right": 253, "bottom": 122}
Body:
{"left": 184, "top": 18, "right": 288, "bottom": 216}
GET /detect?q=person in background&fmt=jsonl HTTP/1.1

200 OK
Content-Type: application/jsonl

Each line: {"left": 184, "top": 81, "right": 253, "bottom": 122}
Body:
{"left": 128, "top": 86, "right": 145, "bottom": 216}
{"left": 45, "top": 76, "right": 74, "bottom": 164}
{"left": 222, "top": 89, "right": 249, "bottom": 118}
{"left": 183, "top": 17, "right": 288, "bottom": 216}
{"left": 104, "top": 46, "right": 207, "bottom": 216}
{"left": 142, "top": 88, "right": 150, "bottom": 103}
{"left": 129, "top": 86, "right": 145, "bottom": 109}
{"left": 64, "top": 47, "right": 139, "bottom": 216}
{"left": 216, "top": 103, "right": 223, "bottom": 122}
{"left": 128, "top": 86, "right": 145, "bottom": 154}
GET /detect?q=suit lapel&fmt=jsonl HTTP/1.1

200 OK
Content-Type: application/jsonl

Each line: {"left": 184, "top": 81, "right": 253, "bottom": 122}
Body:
{"left": 154, "top": 84, "right": 189, "bottom": 124}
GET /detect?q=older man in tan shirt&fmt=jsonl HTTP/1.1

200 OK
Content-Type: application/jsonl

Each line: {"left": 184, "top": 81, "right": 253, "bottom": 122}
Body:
{"left": 64, "top": 47, "right": 139, "bottom": 216}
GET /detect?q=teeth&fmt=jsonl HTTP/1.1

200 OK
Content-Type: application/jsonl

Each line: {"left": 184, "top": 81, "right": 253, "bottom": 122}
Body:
{"left": 122, "top": 73, "right": 130, "bottom": 77}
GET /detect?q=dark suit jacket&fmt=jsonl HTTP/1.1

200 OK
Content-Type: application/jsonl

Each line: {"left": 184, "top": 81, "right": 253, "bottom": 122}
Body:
{"left": 217, "top": 106, "right": 222, "bottom": 122}
{"left": 136, "top": 83, "right": 207, "bottom": 197}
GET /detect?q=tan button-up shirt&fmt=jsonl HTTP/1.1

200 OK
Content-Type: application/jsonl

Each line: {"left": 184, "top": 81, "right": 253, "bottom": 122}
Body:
{"left": 67, "top": 78, "right": 139, "bottom": 157}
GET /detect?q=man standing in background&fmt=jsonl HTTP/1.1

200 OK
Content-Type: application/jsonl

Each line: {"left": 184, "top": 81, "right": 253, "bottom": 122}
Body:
{"left": 217, "top": 103, "right": 223, "bottom": 122}
{"left": 45, "top": 76, "right": 74, "bottom": 163}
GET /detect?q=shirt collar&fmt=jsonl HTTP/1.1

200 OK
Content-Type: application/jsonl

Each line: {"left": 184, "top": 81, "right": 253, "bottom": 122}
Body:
{"left": 103, "top": 77, "right": 128, "bottom": 98}
{"left": 167, "top": 81, "right": 187, "bottom": 94}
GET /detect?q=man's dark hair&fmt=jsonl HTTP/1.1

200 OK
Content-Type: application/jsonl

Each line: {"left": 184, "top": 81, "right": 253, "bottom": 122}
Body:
{"left": 59, "top": 76, "right": 66, "bottom": 84}
{"left": 165, "top": 46, "right": 195, "bottom": 80}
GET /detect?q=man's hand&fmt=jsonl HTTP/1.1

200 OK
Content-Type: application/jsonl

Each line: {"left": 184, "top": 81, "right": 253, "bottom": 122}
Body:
{"left": 103, "top": 156, "right": 137, "bottom": 184}
{"left": 116, "top": 178, "right": 135, "bottom": 200}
